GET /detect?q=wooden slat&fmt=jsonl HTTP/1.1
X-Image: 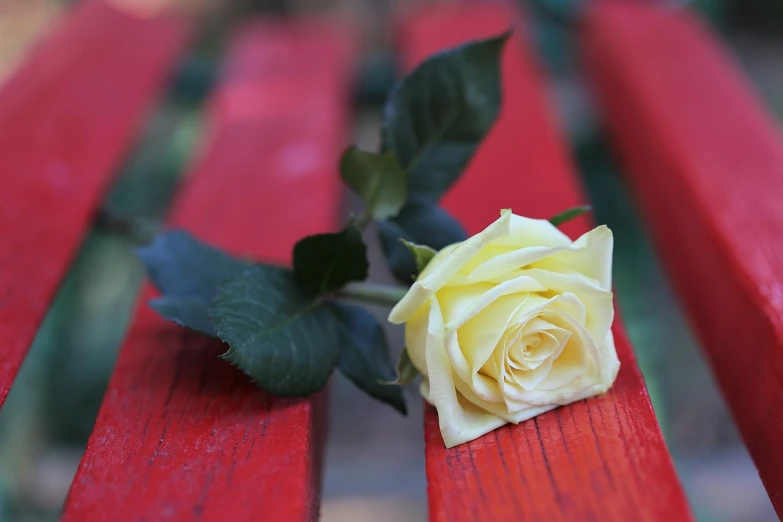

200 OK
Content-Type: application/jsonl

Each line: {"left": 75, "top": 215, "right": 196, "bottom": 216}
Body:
{"left": 583, "top": 1, "right": 783, "bottom": 516}
{"left": 0, "top": 0, "right": 189, "bottom": 407}
{"left": 395, "top": 5, "right": 693, "bottom": 521}
{"left": 62, "top": 20, "right": 353, "bottom": 522}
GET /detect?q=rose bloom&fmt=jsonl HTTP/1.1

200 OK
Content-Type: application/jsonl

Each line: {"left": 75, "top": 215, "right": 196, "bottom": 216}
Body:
{"left": 389, "top": 209, "right": 620, "bottom": 448}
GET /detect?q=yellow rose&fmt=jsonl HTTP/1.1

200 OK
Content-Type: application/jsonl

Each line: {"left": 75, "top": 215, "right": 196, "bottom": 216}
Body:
{"left": 388, "top": 209, "right": 620, "bottom": 448}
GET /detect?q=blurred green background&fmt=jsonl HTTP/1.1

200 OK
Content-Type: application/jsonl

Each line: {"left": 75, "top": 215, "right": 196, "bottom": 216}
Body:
{"left": 0, "top": 0, "right": 782, "bottom": 520}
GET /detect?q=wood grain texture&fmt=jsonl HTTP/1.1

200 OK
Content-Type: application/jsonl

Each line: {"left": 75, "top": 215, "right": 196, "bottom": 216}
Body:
{"left": 396, "top": 5, "right": 693, "bottom": 521}
{"left": 62, "top": 21, "right": 354, "bottom": 521}
{"left": 0, "top": 0, "right": 189, "bottom": 408}
{"left": 583, "top": 1, "right": 783, "bottom": 515}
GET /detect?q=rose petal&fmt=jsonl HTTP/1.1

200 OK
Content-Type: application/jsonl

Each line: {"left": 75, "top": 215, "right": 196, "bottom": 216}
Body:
{"left": 458, "top": 243, "right": 514, "bottom": 276}
{"left": 422, "top": 298, "right": 512, "bottom": 448}
{"left": 504, "top": 319, "right": 563, "bottom": 370}
{"left": 403, "top": 299, "right": 431, "bottom": 376}
{"left": 423, "top": 297, "right": 467, "bottom": 445}
{"left": 494, "top": 214, "right": 572, "bottom": 249}
{"left": 438, "top": 283, "right": 495, "bottom": 329}
{"left": 388, "top": 209, "right": 513, "bottom": 324}
{"left": 522, "top": 328, "right": 570, "bottom": 367}
{"left": 546, "top": 291, "right": 588, "bottom": 326}
{"left": 538, "top": 306, "right": 599, "bottom": 391}
{"left": 443, "top": 329, "right": 472, "bottom": 384}
{"left": 459, "top": 294, "right": 549, "bottom": 374}
{"left": 510, "top": 355, "right": 554, "bottom": 390}
{"left": 522, "top": 269, "right": 613, "bottom": 341}
{"left": 597, "top": 330, "right": 621, "bottom": 385}
{"left": 505, "top": 334, "right": 619, "bottom": 411}
{"left": 453, "top": 376, "right": 558, "bottom": 426}
{"left": 531, "top": 225, "right": 613, "bottom": 290}
{"left": 465, "top": 245, "right": 566, "bottom": 283}
{"left": 498, "top": 297, "right": 601, "bottom": 404}
{"left": 420, "top": 380, "right": 509, "bottom": 449}
{"left": 442, "top": 275, "right": 545, "bottom": 330}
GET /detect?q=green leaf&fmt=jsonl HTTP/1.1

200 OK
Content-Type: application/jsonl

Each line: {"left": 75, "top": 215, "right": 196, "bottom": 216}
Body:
{"left": 149, "top": 296, "right": 217, "bottom": 337}
{"left": 340, "top": 146, "right": 407, "bottom": 220}
{"left": 137, "top": 229, "right": 248, "bottom": 300}
{"left": 293, "top": 222, "right": 369, "bottom": 295}
{"left": 137, "top": 230, "right": 248, "bottom": 334}
{"left": 210, "top": 265, "right": 339, "bottom": 396}
{"left": 382, "top": 32, "right": 509, "bottom": 200}
{"left": 549, "top": 205, "right": 591, "bottom": 227}
{"left": 400, "top": 239, "right": 436, "bottom": 275}
{"left": 382, "top": 348, "right": 419, "bottom": 386}
{"left": 330, "top": 302, "right": 406, "bottom": 414}
{"left": 378, "top": 197, "right": 467, "bottom": 283}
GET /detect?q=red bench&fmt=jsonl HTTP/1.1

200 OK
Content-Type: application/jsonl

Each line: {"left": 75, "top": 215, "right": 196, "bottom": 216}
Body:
{"left": 62, "top": 18, "right": 354, "bottom": 521}
{"left": 584, "top": 1, "right": 783, "bottom": 517}
{"left": 0, "top": 1, "right": 779, "bottom": 520}
{"left": 0, "top": 0, "right": 189, "bottom": 408}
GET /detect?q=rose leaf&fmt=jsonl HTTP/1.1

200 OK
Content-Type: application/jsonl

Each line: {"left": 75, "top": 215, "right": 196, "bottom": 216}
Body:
{"left": 137, "top": 229, "right": 249, "bottom": 299}
{"left": 136, "top": 230, "right": 249, "bottom": 334}
{"left": 340, "top": 146, "right": 408, "bottom": 221}
{"left": 378, "top": 197, "right": 467, "bottom": 283}
{"left": 381, "top": 347, "right": 420, "bottom": 386}
{"left": 293, "top": 221, "right": 369, "bottom": 295}
{"left": 382, "top": 32, "right": 510, "bottom": 200}
{"left": 549, "top": 205, "right": 591, "bottom": 227}
{"left": 149, "top": 296, "right": 218, "bottom": 337}
{"left": 330, "top": 302, "right": 407, "bottom": 415}
{"left": 210, "top": 265, "right": 340, "bottom": 397}
{"left": 400, "top": 239, "right": 437, "bottom": 275}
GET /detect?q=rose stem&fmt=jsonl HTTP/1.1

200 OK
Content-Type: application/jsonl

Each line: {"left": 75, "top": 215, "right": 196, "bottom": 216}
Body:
{"left": 337, "top": 282, "right": 408, "bottom": 307}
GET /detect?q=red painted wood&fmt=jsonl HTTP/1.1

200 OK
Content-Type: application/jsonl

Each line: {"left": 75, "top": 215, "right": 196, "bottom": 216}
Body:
{"left": 396, "top": 5, "right": 693, "bottom": 521}
{"left": 583, "top": 1, "right": 783, "bottom": 515}
{"left": 62, "top": 20, "right": 353, "bottom": 522}
{"left": 0, "top": 0, "right": 189, "bottom": 407}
